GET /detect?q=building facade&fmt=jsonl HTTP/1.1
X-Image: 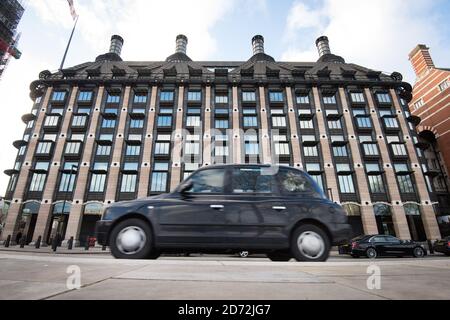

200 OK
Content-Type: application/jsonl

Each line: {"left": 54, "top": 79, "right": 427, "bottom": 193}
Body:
{"left": 0, "top": 0, "right": 24, "bottom": 79}
{"left": 408, "top": 44, "right": 450, "bottom": 237}
{"left": 0, "top": 34, "right": 443, "bottom": 246}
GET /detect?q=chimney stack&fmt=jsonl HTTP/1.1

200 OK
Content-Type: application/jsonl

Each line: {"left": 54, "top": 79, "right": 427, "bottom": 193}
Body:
{"left": 409, "top": 44, "right": 435, "bottom": 78}
{"left": 175, "top": 34, "right": 188, "bottom": 55}
{"left": 252, "top": 35, "right": 265, "bottom": 55}
{"left": 315, "top": 36, "right": 331, "bottom": 57}
{"left": 109, "top": 35, "right": 124, "bottom": 56}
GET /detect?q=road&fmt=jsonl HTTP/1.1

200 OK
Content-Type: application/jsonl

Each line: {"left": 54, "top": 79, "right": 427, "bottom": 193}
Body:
{"left": 0, "top": 251, "right": 449, "bottom": 300}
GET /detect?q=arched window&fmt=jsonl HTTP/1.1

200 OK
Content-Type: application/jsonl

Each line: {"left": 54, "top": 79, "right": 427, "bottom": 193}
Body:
{"left": 22, "top": 201, "right": 40, "bottom": 215}
{"left": 53, "top": 202, "right": 72, "bottom": 215}
{"left": 374, "top": 203, "right": 392, "bottom": 216}
{"left": 404, "top": 203, "right": 421, "bottom": 216}
{"left": 84, "top": 203, "right": 103, "bottom": 215}
{"left": 342, "top": 203, "right": 361, "bottom": 216}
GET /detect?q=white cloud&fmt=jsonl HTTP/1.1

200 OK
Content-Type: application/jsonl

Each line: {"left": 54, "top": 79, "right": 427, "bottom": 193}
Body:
{"left": 281, "top": 0, "right": 449, "bottom": 83}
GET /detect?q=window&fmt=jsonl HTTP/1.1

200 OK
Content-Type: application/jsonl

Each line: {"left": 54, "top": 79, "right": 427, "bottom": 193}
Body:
{"left": 299, "top": 120, "right": 314, "bottom": 129}
{"left": 391, "top": 143, "right": 408, "bottom": 156}
{"left": 384, "top": 117, "right": 399, "bottom": 129}
{"left": 151, "top": 162, "right": 169, "bottom": 192}
{"left": 121, "top": 174, "right": 137, "bottom": 193}
{"left": 350, "top": 92, "right": 365, "bottom": 103}
{"left": 36, "top": 142, "right": 52, "bottom": 154}
{"left": 72, "top": 115, "right": 87, "bottom": 127}
{"left": 78, "top": 107, "right": 91, "bottom": 115}
{"left": 214, "top": 119, "right": 229, "bottom": 129}
{"left": 243, "top": 116, "right": 258, "bottom": 127}
{"left": 101, "top": 118, "right": 116, "bottom": 128}
{"left": 352, "top": 109, "right": 366, "bottom": 116}
{"left": 333, "top": 146, "right": 348, "bottom": 157}
{"left": 65, "top": 142, "right": 81, "bottom": 155}
{"left": 363, "top": 143, "right": 379, "bottom": 156}
{"left": 44, "top": 116, "right": 59, "bottom": 127}
{"left": 188, "top": 91, "right": 202, "bottom": 101}
{"left": 302, "top": 135, "right": 317, "bottom": 143}
{"left": 242, "top": 91, "right": 256, "bottom": 102}
{"left": 18, "top": 146, "right": 26, "bottom": 156}
{"left": 367, "top": 175, "right": 385, "bottom": 193}
{"left": 296, "top": 94, "right": 310, "bottom": 104}
{"left": 133, "top": 93, "right": 147, "bottom": 104}
{"left": 186, "top": 112, "right": 201, "bottom": 127}
{"left": 215, "top": 95, "right": 228, "bottom": 104}
{"left": 126, "top": 145, "right": 140, "bottom": 156}
{"left": 106, "top": 93, "right": 120, "bottom": 103}
{"left": 26, "top": 120, "right": 34, "bottom": 129}
{"left": 323, "top": 95, "right": 336, "bottom": 104}
{"left": 104, "top": 108, "right": 118, "bottom": 115}
{"left": 157, "top": 113, "right": 172, "bottom": 127}
{"left": 331, "top": 135, "right": 345, "bottom": 143}
{"left": 215, "top": 107, "right": 229, "bottom": 115}
{"left": 183, "top": 163, "right": 200, "bottom": 180}
{"left": 59, "top": 172, "right": 76, "bottom": 192}
{"left": 99, "top": 134, "right": 113, "bottom": 142}
{"left": 89, "top": 174, "right": 106, "bottom": 192}
{"left": 270, "top": 108, "right": 285, "bottom": 115}
{"left": 185, "top": 141, "right": 200, "bottom": 155}
{"left": 438, "top": 80, "right": 448, "bottom": 92}
{"left": 309, "top": 174, "right": 324, "bottom": 192}
{"left": 397, "top": 175, "right": 415, "bottom": 193}
{"left": 298, "top": 109, "right": 312, "bottom": 116}
{"left": 50, "top": 108, "right": 64, "bottom": 115}
{"left": 96, "top": 145, "right": 111, "bottom": 156}
{"left": 128, "top": 134, "right": 142, "bottom": 142}
{"left": 338, "top": 175, "right": 355, "bottom": 194}
{"left": 269, "top": 91, "right": 284, "bottom": 102}
{"left": 29, "top": 173, "right": 46, "bottom": 192}
{"left": 328, "top": 119, "right": 342, "bottom": 129}
{"left": 304, "top": 146, "right": 318, "bottom": 157}
{"left": 377, "top": 93, "right": 391, "bottom": 104}
{"left": 272, "top": 116, "right": 286, "bottom": 127}
{"left": 155, "top": 134, "right": 170, "bottom": 155}
{"left": 130, "top": 119, "right": 144, "bottom": 129}
{"left": 243, "top": 108, "right": 257, "bottom": 115}
{"left": 386, "top": 136, "right": 400, "bottom": 144}
{"left": 231, "top": 167, "right": 274, "bottom": 194}
{"left": 132, "top": 108, "right": 146, "bottom": 115}
{"left": 160, "top": 91, "right": 174, "bottom": 101}
{"left": 52, "top": 91, "right": 66, "bottom": 101}
{"left": 245, "top": 135, "right": 259, "bottom": 155}
{"left": 336, "top": 164, "right": 351, "bottom": 173}
{"left": 356, "top": 116, "right": 372, "bottom": 128}
{"left": 278, "top": 168, "right": 323, "bottom": 197}
{"left": 78, "top": 91, "right": 93, "bottom": 102}
{"left": 274, "top": 137, "right": 290, "bottom": 155}
{"left": 379, "top": 109, "right": 393, "bottom": 117}
{"left": 214, "top": 145, "right": 229, "bottom": 157}
{"left": 185, "top": 168, "right": 225, "bottom": 194}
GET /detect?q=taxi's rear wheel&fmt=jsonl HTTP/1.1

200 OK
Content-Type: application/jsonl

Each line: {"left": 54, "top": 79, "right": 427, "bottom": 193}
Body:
{"left": 110, "top": 218, "right": 153, "bottom": 259}
{"left": 291, "top": 224, "right": 330, "bottom": 262}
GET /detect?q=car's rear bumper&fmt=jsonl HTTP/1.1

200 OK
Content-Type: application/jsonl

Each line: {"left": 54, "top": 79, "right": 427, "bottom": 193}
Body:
{"left": 330, "top": 223, "right": 353, "bottom": 246}
{"left": 95, "top": 220, "right": 113, "bottom": 246}
{"left": 433, "top": 245, "right": 450, "bottom": 254}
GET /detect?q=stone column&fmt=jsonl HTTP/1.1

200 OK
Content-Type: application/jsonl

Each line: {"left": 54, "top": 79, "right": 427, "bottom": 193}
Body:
{"left": 203, "top": 85, "right": 212, "bottom": 165}
{"left": 33, "top": 87, "right": 79, "bottom": 243}
{"left": 365, "top": 88, "right": 411, "bottom": 239}
{"left": 312, "top": 87, "right": 341, "bottom": 203}
{"left": 285, "top": 87, "right": 302, "bottom": 167}
{"left": 258, "top": 86, "right": 272, "bottom": 164}
{"left": 170, "top": 85, "right": 185, "bottom": 191}
{"left": 137, "top": 86, "right": 158, "bottom": 198}
{"left": 1, "top": 87, "right": 53, "bottom": 242}
{"left": 390, "top": 89, "right": 441, "bottom": 240}
{"left": 105, "top": 86, "right": 131, "bottom": 202}
{"left": 232, "top": 86, "right": 242, "bottom": 164}
{"left": 338, "top": 88, "right": 378, "bottom": 234}
{"left": 64, "top": 86, "right": 105, "bottom": 244}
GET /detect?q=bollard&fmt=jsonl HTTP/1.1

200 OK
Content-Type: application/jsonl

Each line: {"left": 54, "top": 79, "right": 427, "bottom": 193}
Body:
{"left": 68, "top": 237, "right": 74, "bottom": 250}
{"left": 35, "top": 236, "right": 41, "bottom": 249}
{"left": 428, "top": 240, "right": 434, "bottom": 255}
{"left": 51, "top": 237, "right": 58, "bottom": 252}
{"left": 4, "top": 235, "right": 11, "bottom": 248}
{"left": 85, "top": 236, "right": 90, "bottom": 251}
{"left": 102, "top": 245, "right": 107, "bottom": 251}
{"left": 19, "top": 236, "right": 26, "bottom": 248}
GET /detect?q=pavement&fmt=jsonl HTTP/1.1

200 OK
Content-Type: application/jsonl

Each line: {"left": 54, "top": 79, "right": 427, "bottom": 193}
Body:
{"left": 0, "top": 249, "right": 449, "bottom": 300}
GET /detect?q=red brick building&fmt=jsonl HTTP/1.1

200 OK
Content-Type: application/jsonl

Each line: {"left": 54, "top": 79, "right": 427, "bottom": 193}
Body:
{"left": 409, "top": 44, "right": 450, "bottom": 237}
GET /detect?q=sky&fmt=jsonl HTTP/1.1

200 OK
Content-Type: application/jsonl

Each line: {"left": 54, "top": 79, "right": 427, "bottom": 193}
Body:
{"left": 0, "top": 0, "right": 449, "bottom": 194}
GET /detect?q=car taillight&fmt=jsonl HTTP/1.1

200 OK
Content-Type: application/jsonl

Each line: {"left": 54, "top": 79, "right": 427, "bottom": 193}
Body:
{"left": 351, "top": 242, "right": 358, "bottom": 249}
{"left": 447, "top": 241, "right": 450, "bottom": 248}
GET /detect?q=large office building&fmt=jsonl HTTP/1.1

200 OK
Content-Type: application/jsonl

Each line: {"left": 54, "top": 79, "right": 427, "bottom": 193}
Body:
{"left": 408, "top": 44, "right": 450, "bottom": 237}
{"left": 1, "top": 34, "right": 447, "bottom": 247}
{"left": 0, "top": 0, "right": 24, "bottom": 79}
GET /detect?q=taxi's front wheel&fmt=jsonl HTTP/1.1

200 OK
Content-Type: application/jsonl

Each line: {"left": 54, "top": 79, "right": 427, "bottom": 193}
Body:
{"left": 109, "top": 218, "right": 153, "bottom": 259}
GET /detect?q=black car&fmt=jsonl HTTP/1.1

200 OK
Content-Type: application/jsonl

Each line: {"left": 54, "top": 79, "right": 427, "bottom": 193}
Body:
{"left": 96, "top": 164, "right": 352, "bottom": 262}
{"left": 339, "top": 235, "right": 427, "bottom": 259}
{"left": 433, "top": 237, "right": 450, "bottom": 256}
